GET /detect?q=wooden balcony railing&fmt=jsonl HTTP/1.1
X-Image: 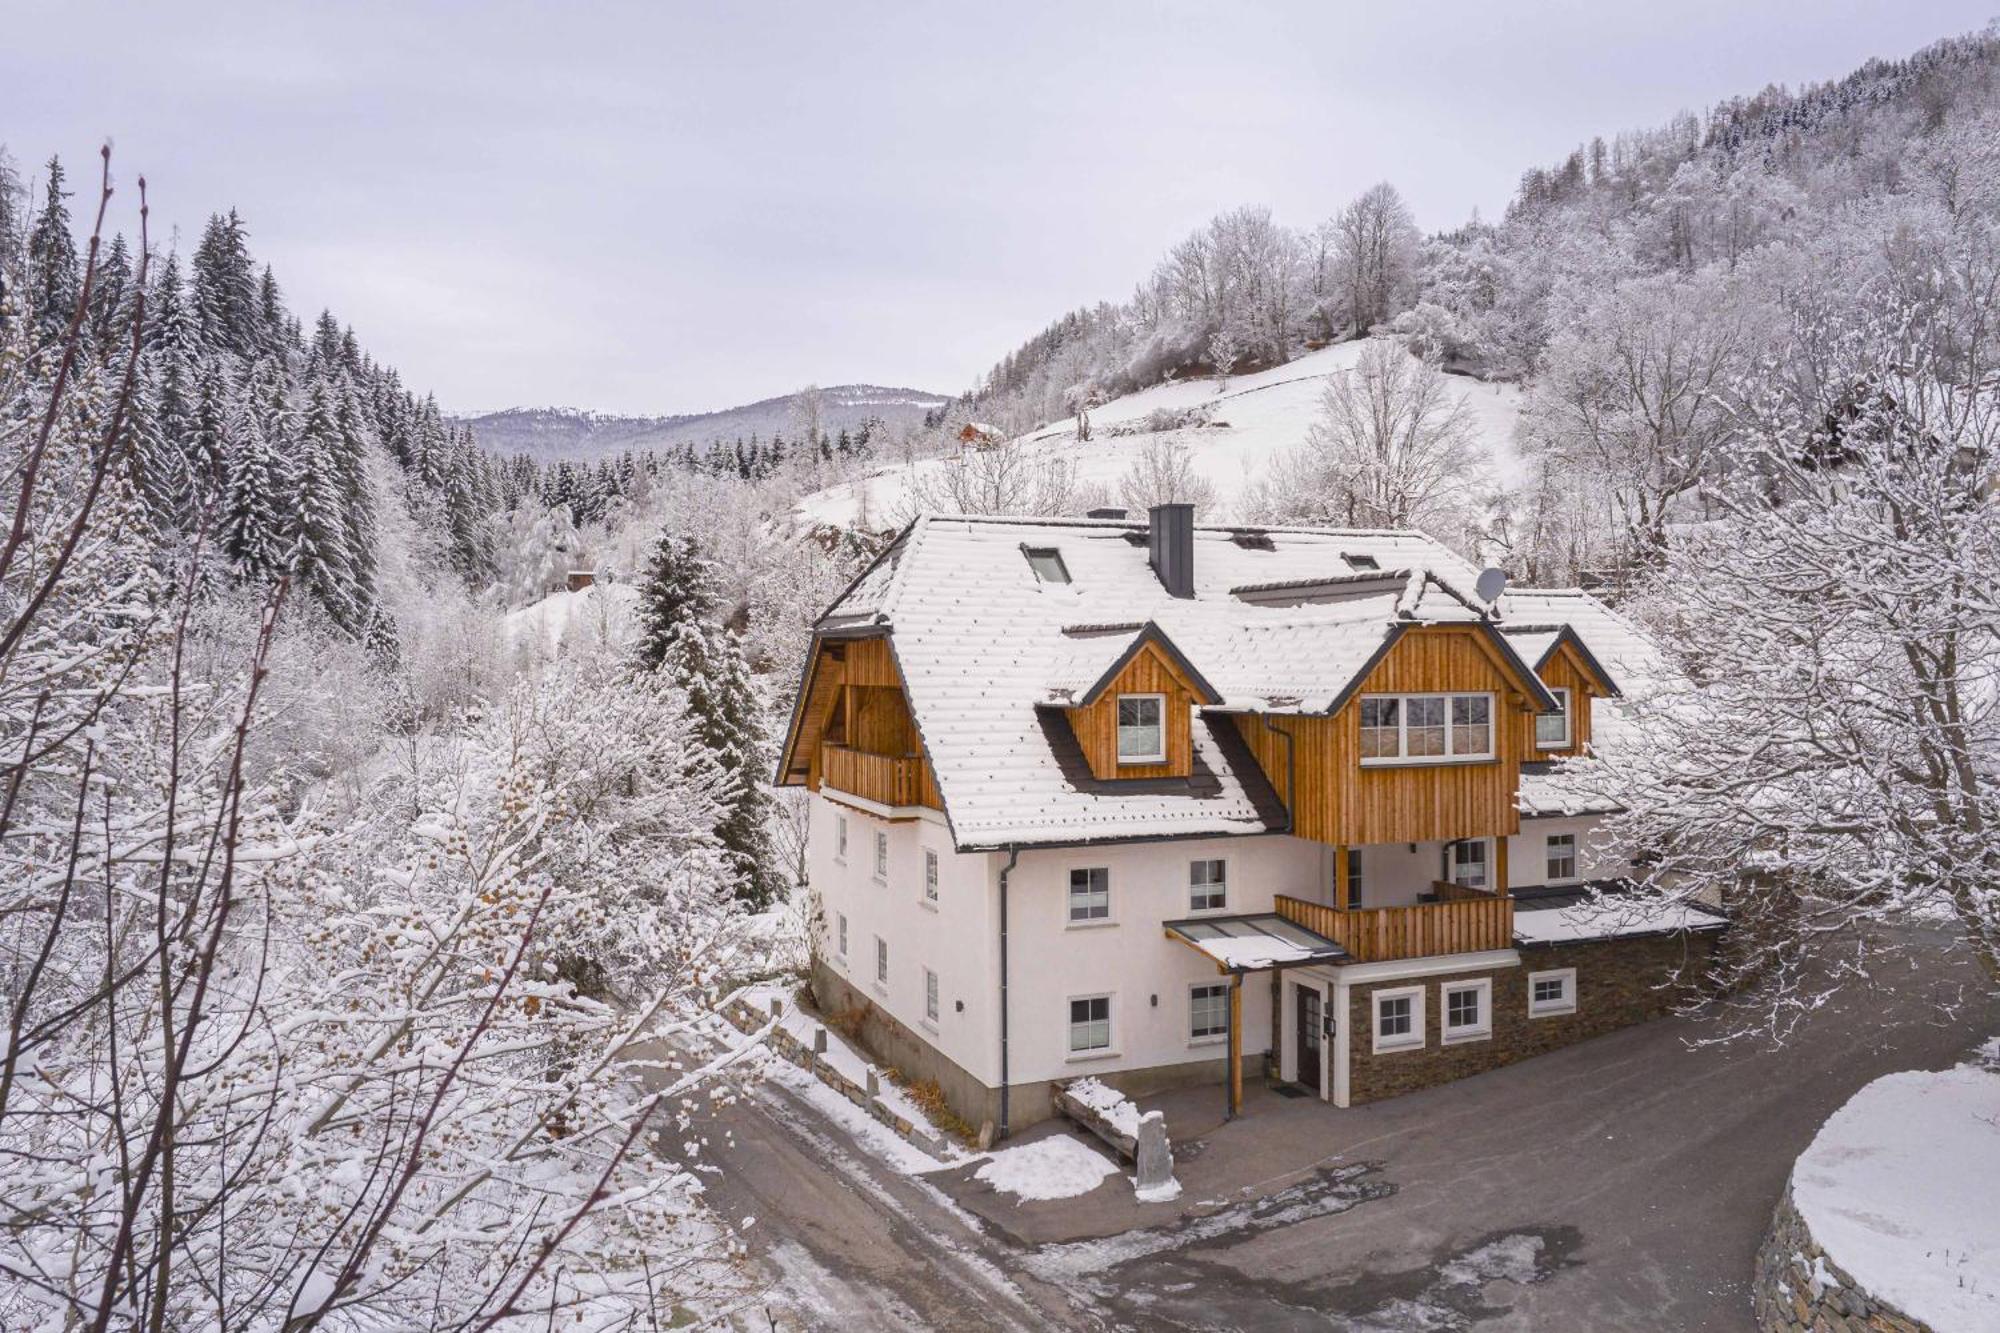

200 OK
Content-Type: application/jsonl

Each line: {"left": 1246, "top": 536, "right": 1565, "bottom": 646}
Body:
{"left": 1275, "top": 892, "right": 1514, "bottom": 963}
{"left": 820, "top": 745, "right": 941, "bottom": 811}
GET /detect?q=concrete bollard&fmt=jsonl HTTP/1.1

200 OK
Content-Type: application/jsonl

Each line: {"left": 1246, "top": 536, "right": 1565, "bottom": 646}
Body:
{"left": 813, "top": 1027, "right": 827, "bottom": 1057}
{"left": 770, "top": 996, "right": 783, "bottom": 1020}
{"left": 866, "top": 1068, "right": 880, "bottom": 1098}
{"left": 1135, "top": 1110, "right": 1175, "bottom": 1195}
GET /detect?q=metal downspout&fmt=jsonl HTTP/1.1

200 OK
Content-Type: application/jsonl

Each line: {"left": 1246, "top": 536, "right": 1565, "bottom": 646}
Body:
{"left": 997, "top": 845, "right": 1020, "bottom": 1141}
{"left": 1257, "top": 714, "right": 1297, "bottom": 836}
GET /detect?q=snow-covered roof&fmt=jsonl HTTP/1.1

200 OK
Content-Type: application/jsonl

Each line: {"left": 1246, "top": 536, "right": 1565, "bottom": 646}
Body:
{"left": 1166, "top": 912, "right": 1348, "bottom": 972}
{"left": 815, "top": 515, "right": 1644, "bottom": 850}
{"left": 1511, "top": 889, "right": 1727, "bottom": 947}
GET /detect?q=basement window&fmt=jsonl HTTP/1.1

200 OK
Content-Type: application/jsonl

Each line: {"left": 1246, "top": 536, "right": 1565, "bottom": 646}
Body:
{"left": 1023, "top": 546, "right": 1071, "bottom": 584}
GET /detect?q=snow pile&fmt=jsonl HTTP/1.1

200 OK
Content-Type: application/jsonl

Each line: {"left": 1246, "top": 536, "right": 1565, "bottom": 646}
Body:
{"left": 1064, "top": 1077, "right": 1143, "bottom": 1141}
{"left": 1791, "top": 1062, "right": 2000, "bottom": 1331}
{"left": 973, "top": 1135, "right": 1120, "bottom": 1202}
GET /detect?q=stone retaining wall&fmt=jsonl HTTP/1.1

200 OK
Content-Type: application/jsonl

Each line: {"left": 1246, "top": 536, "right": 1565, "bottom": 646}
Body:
{"left": 1753, "top": 1183, "right": 1931, "bottom": 1333}
{"left": 722, "top": 994, "right": 955, "bottom": 1161}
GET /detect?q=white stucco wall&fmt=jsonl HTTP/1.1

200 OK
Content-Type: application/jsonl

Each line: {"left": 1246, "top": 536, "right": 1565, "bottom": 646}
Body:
{"left": 1508, "top": 813, "right": 1626, "bottom": 889}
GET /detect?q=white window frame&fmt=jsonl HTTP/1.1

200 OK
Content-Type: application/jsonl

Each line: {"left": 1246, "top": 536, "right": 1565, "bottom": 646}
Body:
{"left": 923, "top": 967, "right": 940, "bottom": 1027}
{"left": 1115, "top": 693, "right": 1168, "bottom": 764}
{"left": 1536, "top": 686, "right": 1573, "bottom": 749}
{"left": 836, "top": 912, "right": 848, "bottom": 960}
{"left": 834, "top": 813, "right": 848, "bottom": 863}
{"left": 1358, "top": 692, "right": 1496, "bottom": 766}
{"left": 1371, "top": 984, "right": 1426, "bottom": 1054}
{"left": 1189, "top": 858, "right": 1227, "bottom": 913}
{"left": 1546, "top": 833, "right": 1579, "bottom": 884}
{"left": 1067, "top": 866, "right": 1111, "bottom": 925}
{"left": 1188, "top": 981, "right": 1230, "bottom": 1044}
{"left": 922, "top": 848, "right": 940, "bottom": 907}
{"left": 1067, "top": 993, "right": 1113, "bottom": 1057}
{"left": 1441, "top": 978, "right": 1493, "bottom": 1044}
{"left": 1450, "top": 839, "right": 1490, "bottom": 890}
{"left": 1528, "top": 967, "right": 1578, "bottom": 1018}
{"left": 873, "top": 829, "right": 889, "bottom": 882}
{"left": 874, "top": 935, "right": 888, "bottom": 991}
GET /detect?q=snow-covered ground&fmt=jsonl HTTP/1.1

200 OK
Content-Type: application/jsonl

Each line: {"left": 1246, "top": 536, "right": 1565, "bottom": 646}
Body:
{"left": 502, "top": 582, "right": 642, "bottom": 660}
{"left": 798, "top": 339, "right": 1525, "bottom": 529}
{"left": 974, "top": 1135, "right": 1121, "bottom": 1202}
{"left": 1790, "top": 1057, "right": 2000, "bottom": 1330}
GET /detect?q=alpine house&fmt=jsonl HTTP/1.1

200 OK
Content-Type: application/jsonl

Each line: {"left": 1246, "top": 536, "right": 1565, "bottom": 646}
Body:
{"left": 777, "top": 506, "right": 1726, "bottom": 1135}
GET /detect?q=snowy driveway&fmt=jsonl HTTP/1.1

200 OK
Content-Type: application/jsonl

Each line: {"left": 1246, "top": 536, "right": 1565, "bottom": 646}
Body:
{"left": 665, "top": 927, "right": 1995, "bottom": 1330}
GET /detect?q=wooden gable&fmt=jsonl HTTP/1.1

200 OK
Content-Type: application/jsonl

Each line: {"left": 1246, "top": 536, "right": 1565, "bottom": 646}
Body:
{"left": 1064, "top": 640, "right": 1201, "bottom": 780}
{"left": 1525, "top": 637, "right": 1612, "bottom": 760}
{"left": 777, "top": 635, "right": 942, "bottom": 813}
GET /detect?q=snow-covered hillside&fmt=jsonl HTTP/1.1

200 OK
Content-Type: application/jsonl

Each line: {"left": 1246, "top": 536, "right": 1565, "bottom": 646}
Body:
{"left": 502, "top": 582, "right": 643, "bottom": 662}
{"left": 798, "top": 339, "right": 1524, "bottom": 530}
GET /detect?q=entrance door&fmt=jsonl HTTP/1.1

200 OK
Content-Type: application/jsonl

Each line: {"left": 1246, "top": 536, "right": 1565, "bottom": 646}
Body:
{"left": 1297, "top": 986, "right": 1323, "bottom": 1094}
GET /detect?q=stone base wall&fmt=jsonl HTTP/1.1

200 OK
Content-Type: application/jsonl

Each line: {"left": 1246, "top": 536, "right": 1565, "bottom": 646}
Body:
{"left": 1346, "top": 933, "right": 1716, "bottom": 1105}
{"left": 811, "top": 958, "right": 1257, "bottom": 1134}
{"left": 1754, "top": 1183, "right": 1932, "bottom": 1333}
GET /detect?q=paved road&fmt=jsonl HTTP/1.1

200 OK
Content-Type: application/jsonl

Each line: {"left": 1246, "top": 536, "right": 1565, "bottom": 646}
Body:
{"left": 666, "top": 934, "right": 1995, "bottom": 1331}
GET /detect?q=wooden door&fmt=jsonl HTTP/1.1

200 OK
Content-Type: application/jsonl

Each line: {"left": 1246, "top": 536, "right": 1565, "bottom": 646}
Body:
{"left": 1297, "top": 986, "right": 1323, "bottom": 1094}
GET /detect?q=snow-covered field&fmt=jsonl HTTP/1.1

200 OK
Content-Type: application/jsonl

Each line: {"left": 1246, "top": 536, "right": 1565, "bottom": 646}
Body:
{"left": 798, "top": 339, "right": 1525, "bottom": 529}
{"left": 502, "top": 581, "right": 642, "bottom": 660}
{"left": 1791, "top": 1058, "right": 2000, "bottom": 1330}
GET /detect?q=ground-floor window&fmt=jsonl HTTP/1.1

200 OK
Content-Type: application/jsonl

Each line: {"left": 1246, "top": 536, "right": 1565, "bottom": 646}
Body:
{"left": 1189, "top": 982, "right": 1229, "bottom": 1041}
{"left": 836, "top": 913, "right": 847, "bottom": 959}
{"left": 874, "top": 936, "right": 888, "bottom": 987}
{"left": 923, "top": 967, "right": 939, "bottom": 1024}
{"left": 1442, "top": 978, "right": 1492, "bottom": 1043}
{"left": 1528, "top": 967, "right": 1577, "bottom": 1017}
{"left": 1372, "top": 985, "right": 1425, "bottom": 1053}
{"left": 1068, "top": 995, "right": 1111, "bottom": 1054}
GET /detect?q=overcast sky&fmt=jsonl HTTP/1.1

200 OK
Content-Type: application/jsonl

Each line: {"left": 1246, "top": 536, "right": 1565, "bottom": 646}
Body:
{"left": 6, "top": 2, "right": 1994, "bottom": 414}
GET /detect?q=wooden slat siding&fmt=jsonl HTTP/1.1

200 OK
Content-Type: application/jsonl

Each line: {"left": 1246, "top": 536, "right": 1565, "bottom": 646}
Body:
{"left": 784, "top": 647, "right": 847, "bottom": 782}
{"left": 1232, "top": 626, "right": 1533, "bottom": 847}
{"left": 1527, "top": 641, "right": 1598, "bottom": 760}
{"left": 1064, "top": 642, "right": 1197, "bottom": 780}
{"left": 1274, "top": 894, "right": 1514, "bottom": 963}
{"left": 821, "top": 746, "right": 938, "bottom": 812}
{"left": 848, "top": 684, "right": 917, "bottom": 755}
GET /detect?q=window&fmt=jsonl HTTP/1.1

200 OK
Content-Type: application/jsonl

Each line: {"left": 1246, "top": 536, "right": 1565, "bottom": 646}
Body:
{"left": 874, "top": 936, "right": 888, "bottom": 986}
{"left": 1358, "top": 693, "right": 1495, "bottom": 764}
{"left": 1343, "top": 552, "right": 1380, "bottom": 570}
{"left": 873, "top": 830, "right": 889, "bottom": 880}
{"left": 1068, "top": 867, "right": 1110, "bottom": 923}
{"left": 924, "top": 968, "right": 940, "bottom": 1024}
{"left": 1529, "top": 968, "right": 1577, "bottom": 1017}
{"left": 1546, "top": 833, "right": 1578, "bottom": 883}
{"left": 835, "top": 814, "right": 848, "bottom": 862}
{"left": 1345, "top": 848, "right": 1365, "bottom": 908}
{"left": 1536, "top": 687, "right": 1572, "bottom": 749}
{"left": 1068, "top": 996, "right": 1111, "bottom": 1053}
{"left": 836, "top": 913, "right": 848, "bottom": 959}
{"left": 1024, "top": 546, "right": 1071, "bottom": 584}
{"left": 1450, "top": 840, "right": 1489, "bottom": 890}
{"left": 923, "top": 849, "right": 940, "bottom": 904}
{"left": 1372, "top": 985, "right": 1425, "bottom": 1053}
{"left": 1189, "top": 859, "right": 1227, "bottom": 912}
{"left": 1115, "top": 694, "right": 1166, "bottom": 764}
{"left": 1190, "top": 982, "right": 1229, "bottom": 1041}
{"left": 1442, "top": 979, "right": 1492, "bottom": 1043}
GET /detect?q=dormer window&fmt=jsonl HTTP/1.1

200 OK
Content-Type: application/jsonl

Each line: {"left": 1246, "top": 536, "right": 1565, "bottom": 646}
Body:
{"left": 1115, "top": 694, "right": 1166, "bottom": 763}
{"left": 1536, "top": 687, "right": 1572, "bottom": 748}
{"left": 1359, "top": 692, "right": 1494, "bottom": 765}
{"left": 1343, "top": 552, "right": 1380, "bottom": 571}
{"left": 1024, "top": 547, "right": 1071, "bottom": 584}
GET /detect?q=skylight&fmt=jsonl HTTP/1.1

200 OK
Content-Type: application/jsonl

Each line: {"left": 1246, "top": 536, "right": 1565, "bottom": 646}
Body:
{"left": 1343, "top": 552, "right": 1380, "bottom": 571}
{"left": 1024, "top": 547, "right": 1071, "bottom": 584}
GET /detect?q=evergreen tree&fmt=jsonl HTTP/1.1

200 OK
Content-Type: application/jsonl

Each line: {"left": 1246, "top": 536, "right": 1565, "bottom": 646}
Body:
{"left": 90, "top": 233, "right": 131, "bottom": 350}
{"left": 638, "top": 532, "right": 780, "bottom": 906}
{"left": 191, "top": 210, "right": 258, "bottom": 355}
{"left": 143, "top": 252, "right": 196, "bottom": 358}
{"left": 219, "top": 379, "right": 287, "bottom": 579}
{"left": 26, "top": 156, "right": 79, "bottom": 347}
{"left": 293, "top": 377, "right": 360, "bottom": 627}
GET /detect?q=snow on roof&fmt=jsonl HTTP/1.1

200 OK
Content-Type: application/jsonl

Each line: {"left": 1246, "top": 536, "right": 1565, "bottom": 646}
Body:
{"left": 1510, "top": 890, "right": 1726, "bottom": 946}
{"left": 1791, "top": 1063, "right": 2000, "bottom": 1332}
{"left": 1167, "top": 913, "right": 1348, "bottom": 972}
{"left": 819, "top": 516, "right": 1642, "bottom": 849}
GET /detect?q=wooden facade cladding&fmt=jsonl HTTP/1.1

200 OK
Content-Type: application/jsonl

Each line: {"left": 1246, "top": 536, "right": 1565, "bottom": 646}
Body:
{"left": 783, "top": 634, "right": 944, "bottom": 813}
{"left": 1232, "top": 625, "right": 1537, "bottom": 847}
{"left": 1063, "top": 641, "right": 1198, "bottom": 780}
{"left": 1526, "top": 640, "right": 1602, "bottom": 760}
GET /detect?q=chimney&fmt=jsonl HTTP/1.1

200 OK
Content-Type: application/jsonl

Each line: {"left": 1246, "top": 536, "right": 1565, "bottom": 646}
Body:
{"left": 1086, "top": 506, "right": 1128, "bottom": 520}
{"left": 1147, "top": 503, "right": 1195, "bottom": 598}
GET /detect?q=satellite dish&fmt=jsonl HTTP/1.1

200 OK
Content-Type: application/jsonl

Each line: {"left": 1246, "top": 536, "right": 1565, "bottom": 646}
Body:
{"left": 1475, "top": 567, "right": 1508, "bottom": 603}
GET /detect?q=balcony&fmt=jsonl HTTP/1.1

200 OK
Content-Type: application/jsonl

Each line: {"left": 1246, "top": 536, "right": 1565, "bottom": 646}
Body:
{"left": 1274, "top": 890, "right": 1514, "bottom": 963}
{"left": 819, "top": 745, "right": 941, "bottom": 814}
